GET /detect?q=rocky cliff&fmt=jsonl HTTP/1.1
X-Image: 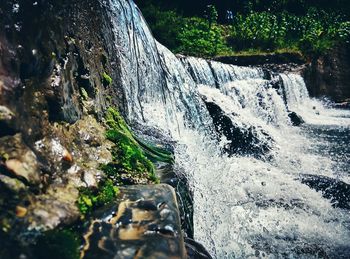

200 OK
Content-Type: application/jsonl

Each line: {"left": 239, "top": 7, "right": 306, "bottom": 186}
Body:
{"left": 303, "top": 43, "right": 350, "bottom": 103}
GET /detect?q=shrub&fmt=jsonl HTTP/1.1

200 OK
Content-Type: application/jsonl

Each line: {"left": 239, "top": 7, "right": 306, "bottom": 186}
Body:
{"left": 229, "top": 9, "right": 350, "bottom": 55}
{"left": 176, "top": 17, "right": 228, "bottom": 57}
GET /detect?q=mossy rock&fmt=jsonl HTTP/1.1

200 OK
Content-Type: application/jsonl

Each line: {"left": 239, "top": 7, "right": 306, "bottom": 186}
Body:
{"left": 33, "top": 229, "right": 80, "bottom": 259}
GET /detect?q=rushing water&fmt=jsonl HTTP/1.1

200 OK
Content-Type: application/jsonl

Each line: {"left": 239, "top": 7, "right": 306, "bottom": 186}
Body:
{"left": 107, "top": 0, "right": 350, "bottom": 257}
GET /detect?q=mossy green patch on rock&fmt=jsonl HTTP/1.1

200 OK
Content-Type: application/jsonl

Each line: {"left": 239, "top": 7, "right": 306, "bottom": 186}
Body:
{"left": 77, "top": 179, "right": 119, "bottom": 216}
{"left": 102, "top": 107, "right": 160, "bottom": 184}
{"left": 102, "top": 72, "right": 112, "bottom": 86}
{"left": 33, "top": 229, "right": 80, "bottom": 259}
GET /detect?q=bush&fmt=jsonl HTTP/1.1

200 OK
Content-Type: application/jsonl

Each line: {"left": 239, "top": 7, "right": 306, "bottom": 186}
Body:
{"left": 176, "top": 17, "right": 228, "bottom": 57}
{"left": 141, "top": 4, "right": 184, "bottom": 50}
{"left": 229, "top": 9, "right": 350, "bottom": 55}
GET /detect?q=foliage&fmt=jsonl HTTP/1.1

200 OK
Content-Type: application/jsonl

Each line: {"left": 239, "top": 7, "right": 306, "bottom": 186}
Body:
{"left": 33, "top": 229, "right": 80, "bottom": 259}
{"left": 142, "top": 4, "right": 185, "bottom": 50}
{"left": 138, "top": 0, "right": 350, "bottom": 57}
{"left": 77, "top": 179, "right": 119, "bottom": 216}
{"left": 204, "top": 5, "right": 218, "bottom": 29}
{"left": 229, "top": 9, "right": 350, "bottom": 56}
{"left": 176, "top": 17, "right": 229, "bottom": 57}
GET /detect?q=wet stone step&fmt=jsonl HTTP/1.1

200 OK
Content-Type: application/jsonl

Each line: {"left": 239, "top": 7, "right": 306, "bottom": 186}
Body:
{"left": 81, "top": 184, "right": 186, "bottom": 259}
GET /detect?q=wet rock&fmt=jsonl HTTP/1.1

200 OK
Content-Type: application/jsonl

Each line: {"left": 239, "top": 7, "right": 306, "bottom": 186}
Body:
{"left": 159, "top": 165, "right": 194, "bottom": 239}
{"left": 332, "top": 100, "right": 350, "bottom": 110}
{"left": 0, "top": 174, "right": 27, "bottom": 192}
{"left": 27, "top": 183, "right": 80, "bottom": 230}
{"left": 303, "top": 43, "right": 350, "bottom": 102}
{"left": 0, "top": 106, "right": 14, "bottom": 121}
{"left": 0, "top": 134, "right": 40, "bottom": 184}
{"left": 185, "top": 237, "right": 213, "bottom": 259}
{"left": 203, "top": 99, "right": 273, "bottom": 158}
{"left": 300, "top": 174, "right": 350, "bottom": 210}
{"left": 288, "top": 111, "right": 305, "bottom": 126}
{"left": 0, "top": 105, "right": 16, "bottom": 136}
{"left": 81, "top": 184, "right": 186, "bottom": 259}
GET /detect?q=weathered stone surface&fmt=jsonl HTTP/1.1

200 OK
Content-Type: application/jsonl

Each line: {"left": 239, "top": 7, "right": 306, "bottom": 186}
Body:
{"left": 0, "top": 0, "right": 125, "bottom": 235}
{"left": 82, "top": 184, "right": 186, "bottom": 259}
{"left": 27, "top": 183, "right": 80, "bottom": 230}
{"left": 303, "top": 43, "right": 350, "bottom": 102}
{"left": 0, "top": 174, "right": 27, "bottom": 192}
{"left": 0, "top": 134, "right": 40, "bottom": 184}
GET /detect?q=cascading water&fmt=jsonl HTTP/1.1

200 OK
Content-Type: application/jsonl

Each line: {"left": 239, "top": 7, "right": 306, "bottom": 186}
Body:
{"left": 107, "top": 0, "right": 350, "bottom": 257}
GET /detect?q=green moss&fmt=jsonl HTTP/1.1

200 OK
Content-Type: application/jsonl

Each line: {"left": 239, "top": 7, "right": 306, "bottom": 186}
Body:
{"left": 80, "top": 87, "right": 89, "bottom": 100}
{"left": 77, "top": 179, "right": 119, "bottom": 216}
{"left": 102, "top": 72, "right": 112, "bottom": 86}
{"left": 103, "top": 107, "right": 160, "bottom": 183}
{"left": 33, "top": 229, "right": 80, "bottom": 259}
{"left": 76, "top": 108, "right": 174, "bottom": 216}
{"left": 103, "top": 107, "right": 175, "bottom": 183}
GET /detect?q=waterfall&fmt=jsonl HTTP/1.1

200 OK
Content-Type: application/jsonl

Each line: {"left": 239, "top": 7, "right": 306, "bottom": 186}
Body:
{"left": 108, "top": 0, "right": 350, "bottom": 257}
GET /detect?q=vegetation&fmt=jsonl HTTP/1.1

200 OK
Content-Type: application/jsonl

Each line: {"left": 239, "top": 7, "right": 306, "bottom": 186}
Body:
{"left": 138, "top": 0, "right": 350, "bottom": 58}
{"left": 33, "top": 229, "right": 80, "bottom": 259}
{"left": 102, "top": 107, "right": 158, "bottom": 182}
{"left": 77, "top": 179, "right": 119, "bottom": 215}
{"left": 77, "top": 107, "right": 174, "bottom": 216}
{"left": 176, "top": 17, "right": 229, "bottom": 57}
{"left": 229, "top": 9, "right": 350, "bottom": 56}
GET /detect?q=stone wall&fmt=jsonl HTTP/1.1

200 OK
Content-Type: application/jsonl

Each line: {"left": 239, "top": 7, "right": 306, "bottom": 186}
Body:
{"left": 303, "top": 43, "right": 350, "bottom": 102}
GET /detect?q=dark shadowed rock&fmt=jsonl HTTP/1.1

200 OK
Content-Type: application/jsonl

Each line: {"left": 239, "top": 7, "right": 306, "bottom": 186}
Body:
{"left": 185, "top": 237, "right": 213, "bottom": 259}
{"left": 203, "top": 100, "right": 273, "bottom": 159}
{"left": 288, "top": 112, "right": 305, "bottom": 126}
{"left": 300, "top": 174, "right": 350, "bottom": 210}
{"left": 303, "top": 43, "right": 350, "bottom": 102}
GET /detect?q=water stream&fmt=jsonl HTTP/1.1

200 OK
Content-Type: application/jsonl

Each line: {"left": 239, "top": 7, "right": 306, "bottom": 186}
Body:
{"left": 108, "top": 0, "right": 350, "bottom": 257}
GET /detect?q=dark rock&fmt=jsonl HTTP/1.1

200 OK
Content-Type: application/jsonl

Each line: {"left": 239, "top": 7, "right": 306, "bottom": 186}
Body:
{"left": 214, "top": 52, "right": 306, "bottom": 71}
{"left": 185, "top": 237, "right": 213, "bottom": 259}
{"left": 0, "top": 134, "right": 40, "bottom": 185}
{"left": 300, "top": 174, "right": 350, "bottom": 210}
{"left": 81, "top": 184, "right": 186, "bottom": 259}
{"left": 332, "top": 101, "right": 350, "bottom": 110}
{"left": 159, "top": 164, "right": 194, "bottom": 239}
{"left": 203, "top": 100, "right": 273, "bottom": 158}
{"left": 303, "top": 43, "right": 350, "bottom": 102}
{"left": 288, "top": 112, "right": 305, "bottom": 126}
{"left": 0, "top": 105, "right": 17, "bottom": 137}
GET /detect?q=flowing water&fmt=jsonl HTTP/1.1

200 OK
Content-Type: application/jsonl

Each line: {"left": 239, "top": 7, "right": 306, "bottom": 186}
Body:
{"left": 107, "top": 0, "right": 350, "bottom": 257}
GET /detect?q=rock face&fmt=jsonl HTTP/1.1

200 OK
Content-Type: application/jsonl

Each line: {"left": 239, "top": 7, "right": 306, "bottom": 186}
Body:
{"left": 81, "top": 184, "right": 186, "bottom": 259}
{"left": 303, "top": 43, "right": 350, "bottom": 102}
{"left": 0, "top": 0, "right": 124, "bottom": 241}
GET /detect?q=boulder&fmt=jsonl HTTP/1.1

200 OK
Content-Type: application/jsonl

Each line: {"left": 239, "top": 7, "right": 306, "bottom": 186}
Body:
{"left": 81, "top": 184, "right": 186, "bottom": 259}
{"left": 288, "top": 111, "right": 305, "bottom": 126}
